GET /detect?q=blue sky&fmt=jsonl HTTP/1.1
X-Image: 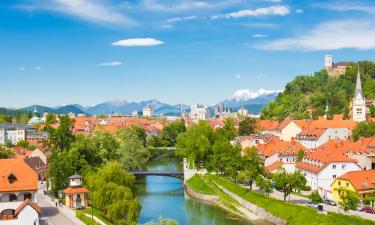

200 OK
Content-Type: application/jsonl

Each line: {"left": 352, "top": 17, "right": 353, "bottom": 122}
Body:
{"left": 1, "top": 0, "right": 375, "bottom": 108}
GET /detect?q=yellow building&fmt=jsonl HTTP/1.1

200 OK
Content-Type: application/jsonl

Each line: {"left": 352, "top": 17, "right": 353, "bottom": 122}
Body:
{"left": 331, "top": 170, "right": 375, "bottom": 203}
{"left": 63, "top": 175, "right": 89, "bottom": 209}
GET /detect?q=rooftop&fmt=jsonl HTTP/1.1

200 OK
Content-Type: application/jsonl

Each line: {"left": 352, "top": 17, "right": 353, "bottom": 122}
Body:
{"left": 0, "top": 159, "right": 38, "bottom": 193}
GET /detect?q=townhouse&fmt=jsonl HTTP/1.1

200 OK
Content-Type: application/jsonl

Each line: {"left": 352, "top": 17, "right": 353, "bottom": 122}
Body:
{"left": 296, "top": 127, "right": 349, "bottom": 149}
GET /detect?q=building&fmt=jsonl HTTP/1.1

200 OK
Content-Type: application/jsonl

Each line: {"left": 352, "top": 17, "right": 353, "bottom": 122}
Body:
{"left": 0, "top": 159, "right": 41, "bottom": 225}
{"left": 269, "top": 119, "right": 303, "bottom": 141}
{"left": 233, "top": 134, "right": 272, "bottom": 152}
{"left": 352, "top": 66, "right": 366, "bottom": 122}
{"left": 28, "top": 149, "right": 48, "bottom": 164}
{"left": 143, "top": 105, "right": 153, "bottom": 117}
{"left": 190, "top": 104, "right": 210, "bottom": 120}
{"left": 26, "top": 131, "right": 49, "bottom": 142}
{"left": 257, "top": 137, "right": 306, "bottom": 173}
{"left": 27, "top": 108, "right": 45, "bottom": 125}
{"left": 324, "top": 55, "right": 349, "bottom": 77}
{"left": 0, "top": 124, "right": 35, "bottom": 145}
{"left": 296, "top": 146, "right": 361, "bottom": 200}
{"left": 237, "top": 108, "right": 248, "bottom": 117}
{"left": 24, "top": 157, "right": 48, "bottom": 181}
{"left": 63, "top": 175, "right": 89, "bottom": 209}
{"left": 331, "top": 170, "right": 375, "bottom": 203}
{"left": 132, "top": 111, "right": 138, "bottom": 117}
{"left": 296, "top": 128, "right": 348, "bottom": 149}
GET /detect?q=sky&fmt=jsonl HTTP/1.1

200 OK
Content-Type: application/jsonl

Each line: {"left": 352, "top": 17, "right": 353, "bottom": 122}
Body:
{"left": 1, "top": 0, "right": 375, "bottom": 108}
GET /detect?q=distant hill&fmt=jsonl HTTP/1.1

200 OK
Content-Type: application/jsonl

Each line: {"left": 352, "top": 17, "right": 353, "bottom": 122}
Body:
{"left": 261, "top": 61, "right": 375, "bottom": 120}
{"left": 21, "top": 105, "right": 86, "bottom": 115}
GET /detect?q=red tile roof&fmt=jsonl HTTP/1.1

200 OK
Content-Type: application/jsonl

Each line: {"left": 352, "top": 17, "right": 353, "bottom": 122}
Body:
{"left": 0, "top": 159, "right": 38, "bottom": 192}
{"left": 337, "top": 170, "right": 375, "bottom": 191}
{"left": 63, "top": 187, "right": 89, "bottom": 194}
{"left": 296, "top": 128, "right": 327, "bottom": 140}
{"left": 257, "top": 120, "right": 279, "bottom": 131}
{"left": 257, "top": 137, "right": 305, "bottom": 157}
{"left": 266, "top": 161, "right": 283, "bottom": 173}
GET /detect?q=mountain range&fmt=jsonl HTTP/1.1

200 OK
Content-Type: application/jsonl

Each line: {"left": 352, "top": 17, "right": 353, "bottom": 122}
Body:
{"left": 17, "top": 89, "right": 280, "bottom": 116}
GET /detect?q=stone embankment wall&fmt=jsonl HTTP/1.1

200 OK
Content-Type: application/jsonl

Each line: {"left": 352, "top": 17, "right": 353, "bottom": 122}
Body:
{"left": 218, "top": 185, "right": 287, "bottom": 225}
{"left": 184, "top": 183, "right": 219, "bottom": 204}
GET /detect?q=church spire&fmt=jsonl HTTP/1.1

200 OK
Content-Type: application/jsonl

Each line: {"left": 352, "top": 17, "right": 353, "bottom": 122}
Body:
{"left": 355, "top": 65, "right": 363, "bottom": 99}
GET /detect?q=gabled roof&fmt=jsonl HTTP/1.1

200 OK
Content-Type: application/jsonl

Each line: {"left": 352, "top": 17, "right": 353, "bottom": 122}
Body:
{"left": 24, "top": 157, "right": 48, "bottom": 173}
{"left": 336, "top": 170, "right": 375, "bottom": 191}
{"left": 296, "top": 128, "right": 327, "bottom": 140}
{"left": 15, "top": 198, "right": 41, "bottom": 216}
{"left": 0, "top": 159, "right": 38, "bottom": 192}
{"left": 257, "top": 120, "right": 279, "bottom": 130}
{"left": 266, "top": 161, "right": 283, "bottom": 173}
{"left": 257, "top": 137, "right": 305, "bottom": 157}
{"left": 63, "top": 187, "right": 89, "bottom": 194}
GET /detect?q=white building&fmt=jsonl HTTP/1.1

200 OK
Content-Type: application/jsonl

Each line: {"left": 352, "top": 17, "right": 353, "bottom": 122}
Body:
{"left": 237, "top": 108, "right": 248, "bottom": 117}
{"left": 143, "top": 105, "right": 153, "bottom": 117}
{"left": 0, "top": 124, "right": 35, "bottom": 145}
{"left": 296, "top": 147, "right": 361, "bottom": 200}
{"left": 0, "top": 159, "right": 41, "bottom": 225}
{"left": 296, "top": 128, "right": 349, "bottom": 149}
{"left": 270, "top": 119, "right": 303, "bottom": 141}
{"left": 190, "top": 104, "right": 210, "bottom": 120}
{"left": 352, "top": 66, "right": 366, "bottom": 122}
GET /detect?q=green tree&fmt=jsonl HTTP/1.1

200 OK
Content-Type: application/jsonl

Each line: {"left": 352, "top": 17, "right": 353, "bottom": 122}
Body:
{"left": 176, "top": 121, "right": 215, "bottom": 168}
{"left": 0, "top": 150, "right": 15, "bottom": 159}
{"left": 339, "top": 190, "right": 359, "bottom": 211}
{"left": 296, "top": 149, "right": 305, "bottom": 162}
{"left": 352, "top": 122, "right": 375, "bottom": 141}
{"left": 146, "top": 216, "right": 178, "bottom": 225}
{"left": 96, "top": 113, "right": 106, "bottom": 119}
{"left": 309, "top": 191, "right": 323, "bottom": 204}
{"left": 160, "top": 119, "right": 186, "bottom": 147}
{"left": 215, "top": 118, "right": 237, "bottom": 141}
{"left": 16, "top": 140, "right": 29, "bottom": 148}
{"left": 147, "top": 135, "right": 164, "bottom": 147}
{"left": 238, "top": 117, "right": 257, "bottom": 136}
{"left": 44, "top": 114, "right": 57, "bottom": 126}
{"left": 116, "top": 128, "right": 150, "bottom": 170}
{"left": 90, "top": 130, "right": 119, "bottom": 162}
{"left": 0, "top": 114, "right": 11, "bottom": 123}
{"left": 272, "top": 169, "right": 307, "bottom": 201}
{"left": 47, "top": 115, "right": 75, "bottom": 151}
{"left": 256, "top": 177, "right": 273, "bottom": 195}
{"left": 210, "top": 139, "right": 241, "bottom": 174}
{"left": 370, "top": 106, "right": 375, "bottom": 118}
{"left": 240, "top": 147, "right": 265, "bottom": 190}
{"left": 17, "top": 113, "right": 30, "bottom": 124}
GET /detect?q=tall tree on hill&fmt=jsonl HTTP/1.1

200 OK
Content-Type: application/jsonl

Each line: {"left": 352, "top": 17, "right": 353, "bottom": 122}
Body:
{"left": 352, "top": 122, "right": 375, "bottom": 141}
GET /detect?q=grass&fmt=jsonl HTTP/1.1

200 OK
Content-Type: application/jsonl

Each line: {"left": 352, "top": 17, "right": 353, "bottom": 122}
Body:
{"left": 186, "top": 174, "right": 215, "bottom": 195}
{"left": 83, "top": 207, "right": 113, "bottom": 225}
{"left": 207, "top": 174, "right": 375, "bottom": 225}
{"left": 76, "top": 211, "right": 102, "bottom": 225}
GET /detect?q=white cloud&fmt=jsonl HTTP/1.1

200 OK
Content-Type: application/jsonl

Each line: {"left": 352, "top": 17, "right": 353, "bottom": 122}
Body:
{"left": 295, "top": 8, "right": 303, "bottom": 13}
{"left": 112, "top": 38, "right": 164, "bottom": 47}
{"left": 167, "top": 16, "right": 197, "bottom": 23}
{"left": 141, "top": 0, "right": 241, "bottom": 12}
{"left": 98, "top": 61, "right": 122, "bottom": 66}
{"left": 34, "top": 66, "right": 42, "bottom": 70}
{"left": 316, "top": 1, "right": 375, "bottom": 14}
{"left": 259, "top": 20, "right": 375, "bottom": 51}
{"left": 212, "top": 5, "right": 289, "bottom": 19}
{"left": 235, "top": 74, "right": 241, "bottom": 79}
{"left": 16, "top": 0, "right": 137, "bottom": 26}
{"left": 253, "top": 34, "right": 268, "bottom": 38}
{"left": 18, "top": 67, "right": 25, "bottom": 71}
{"left": 233, "top": 88, "right": 282, "bottom": 101}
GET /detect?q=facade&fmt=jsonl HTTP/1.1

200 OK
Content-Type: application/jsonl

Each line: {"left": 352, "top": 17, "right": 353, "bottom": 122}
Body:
{"left": 296, "top": 146, "right": 362, "bottom": 200}
{"left": 143, "top": 105, "right": 153, "bottom": 117}
{"left": 0, "top": 159, "right": 40, "bottom": 225}
{"left": 0, "top": 124, "right": 35, "bottom": 145}
{"left": 63, "top": 175, "right": 89, "bottom": 209}
{"left": 331, "top": 170, "right": 375, "bottom": 203}
{"left": 25, "top": 132, "right": 49, "bottom": 142}
{"left": 352, "top": 67, "right": 366, "bottom": 122}
{"left": 190, "top": 104, "right": 210, "bottom": 120}
{"left": 324, "top": 55, "right": 348, "bottom": 77}
{"left": 237, "top": 108, "right": 248, "bottom": 117}
{"left": 296, "top": 128, "right": 348, "bottom": 149}
{"left": 270, "top": 119, "right": 303, "bottom": 141}
{"left": 24, "top": 157, "right": 48, "bottom": 181}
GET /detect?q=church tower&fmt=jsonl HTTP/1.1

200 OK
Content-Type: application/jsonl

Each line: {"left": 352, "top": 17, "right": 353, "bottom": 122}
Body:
{"left": 352, "top": 66, "right": 366, "bottom": 122}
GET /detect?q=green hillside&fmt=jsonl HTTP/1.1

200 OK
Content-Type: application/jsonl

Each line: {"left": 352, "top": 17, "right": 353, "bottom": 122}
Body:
{"left": 261, "top": 61, "right": 375, "bottom": 121}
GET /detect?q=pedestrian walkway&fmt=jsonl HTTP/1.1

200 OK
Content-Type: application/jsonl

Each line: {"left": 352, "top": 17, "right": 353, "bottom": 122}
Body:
{"left": 83, "top": 213, "right": 107, "bottom": 225}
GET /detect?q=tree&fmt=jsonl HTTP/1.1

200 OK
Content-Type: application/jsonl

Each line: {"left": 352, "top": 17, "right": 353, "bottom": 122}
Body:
{"left": 296, "top": 149, "right": 305, "bottom": 162}
{"left": 0, "top": 114, "right": 11, "bottom": 123}
{"left": 272, "top": 169, "right": 307, "bottom": 201}
{"left": 339, "top": 190, "right": 359, "bottom": 211}
{"left": 147, "top": 135, "right": 164, "bottom": 147}
{"left": 370, "top": 106, "right": 375, "bottom": 118}
{"left": 47, "top": 115, "right": 75, "bottom": 151}
{"left": 116, "top": 129, "right": 150, "bottom": 170}
{"left": 44, "top": 114, "right": 57, "bottom": 126}
{"left": 309, "top": 191, "right": 323, "bottom": 204}
{"left": 352, "top": 122, "right": 375, "bottom": 141}
{"left": 90, "top": 130, "right": 119, "bottom": 162}
{"left": 0, "top": 150, "right": 15, "bottom": 159}
{"left": 176, "top": 121, "right": 215, "bottom": 168}
{"left": 256, "top": 177, "right": 273, "bottom": 195}
{"left": 16, "top": 140, "right": 29, "bottom": 148}
{"left": 160, "top": 119, "right": 186, "bottom": 147}
{"left": 215, "top": 118, "right": 237, "bottom": 141}
{"left": 17, "top": 113, "right": 30, "bottom": 124}
{"left": 96, "top": 113, "right": 106, "bottom": 119}
{"left": 238, "top": 117, "right": 257, "bottom": 136}
{"left": 129, "top": 125, "right": 147, "bottom": 147}
{"left": 240, "top": 147, "right": 265, "bottom": 190}
{"left": 146, "top": 216, "right": 178, "bottom": 225}
{"left": 210, "top": 139, "right": 241, "bottom": 175}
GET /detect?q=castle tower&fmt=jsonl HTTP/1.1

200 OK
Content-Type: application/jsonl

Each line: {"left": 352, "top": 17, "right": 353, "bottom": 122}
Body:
{"left": 352, "top": 66, "right": 366, "bottom": 122}
{"left": 325, "top": 55, "right": 333, "bottom": 68}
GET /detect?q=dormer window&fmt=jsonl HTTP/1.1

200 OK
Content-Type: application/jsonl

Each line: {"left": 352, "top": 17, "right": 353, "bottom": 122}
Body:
{"left": 8, "top": 174, "right": 17, "bottom": 184}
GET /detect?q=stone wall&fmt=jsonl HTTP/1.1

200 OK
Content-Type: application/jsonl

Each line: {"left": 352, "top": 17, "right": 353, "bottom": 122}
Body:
{"left": 218, "top": 185, "right": 286, "bottom": 225}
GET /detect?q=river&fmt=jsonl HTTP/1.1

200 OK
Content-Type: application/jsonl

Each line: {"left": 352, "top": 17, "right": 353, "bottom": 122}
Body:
{"left": 136, "top": 156, "right": 250, "bottom": 225}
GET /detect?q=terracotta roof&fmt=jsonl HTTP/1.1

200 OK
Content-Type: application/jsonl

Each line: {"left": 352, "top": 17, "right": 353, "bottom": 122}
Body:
{"left": 333, "top": 62, "right": 349, "bottom": 68}
{"left": 0, "top": 159, "right": 38, "bottom": 192}
{"left": 274, "top": 118, "right": 292, "bottom": 131}
{"left": 257, "top": 137, "right": 305, "bottom": 157}
{"left": 296, "top": 128, "right": 327, "bottom": 140}
{"left": 295, "top": 117, "right": 357, "bottom": 130}
{"left": 63, "top": 187, "right": 89, "bottom": 194}
{"left": 266, "top": 161, "right": 283, "bottom": 173}
{"left": 337, "top": 170, "right": 375, "bottom": 191}
{"left": 15, "top": 198, "right": 41, "bottom": 215}
{"left": 257, "top": 120, "right": 279, "bottom": 130}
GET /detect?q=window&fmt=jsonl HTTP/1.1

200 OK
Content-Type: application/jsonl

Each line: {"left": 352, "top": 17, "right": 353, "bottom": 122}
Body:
{"left": 333, "top": 175, "right": 337, "bottom": 179}
{"left": 332, "top": 165, "right": 336, "bottom": 169}
{"left": 9, "top": 194, "right": 17, "bottom": 202}
{"left": 346, "top": 182, "right": 349, "bottom": 187}
{"left": 338, "top": 181, "right": 341, "bottom": 186}
{"left": 8, "top": 174, "right": 16, "bottom": 184}
{"left": 24, "top": 193, "right": 32, "bottom": 200}
{"left": 342, "top": 165, "right": 346, "bottom": 169}
{"left": 363, "top": 194, "right": 366, "bottom": 198}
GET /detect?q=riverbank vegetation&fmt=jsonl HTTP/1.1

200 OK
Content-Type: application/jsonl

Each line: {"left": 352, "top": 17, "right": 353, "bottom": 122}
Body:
{"left": 209, "top": 175, "right": 375, "bottom": 225}
{"left": 76, "top": 211, "right": 102, "bottom": 225}
{"left": 186, "top": 174, "right": 215, "bottom": 195}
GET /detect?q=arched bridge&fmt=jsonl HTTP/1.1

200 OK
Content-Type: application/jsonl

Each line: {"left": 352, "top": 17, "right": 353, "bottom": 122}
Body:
{"left": 131, "top": 171, "right": 184, "bottom": 179}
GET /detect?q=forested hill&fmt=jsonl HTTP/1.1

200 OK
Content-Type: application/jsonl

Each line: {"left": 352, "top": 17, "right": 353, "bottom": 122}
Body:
{"left": 261, "top": 61, "right": 375, "bottom": 121}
